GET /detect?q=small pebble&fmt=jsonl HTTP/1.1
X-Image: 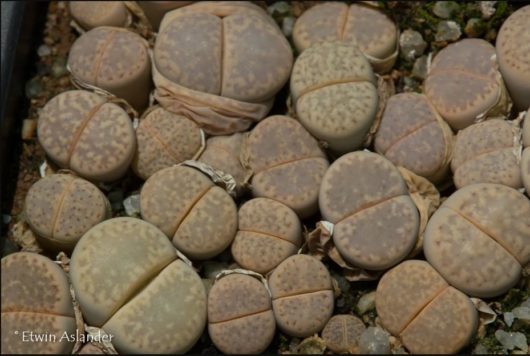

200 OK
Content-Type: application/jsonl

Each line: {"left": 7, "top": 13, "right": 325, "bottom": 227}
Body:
{"left": 122, "top": 194, "right": 140, "bottom": 216}
{"left": 435, "top": 21, "right": 462, "bottom": 42}
{"left": 2, "top": 215, "right": 12, "bottom": 225}
{"left": 412, "top": 55, "right": 429, "bottom": 80}
{"left": 494, "top": 330, "right": 528, "bottom": 353}
{"left": 282, "top": 16, "right": 295, "bottom": 37}
{"left": 400, "top": 29, "right": 427, "bottom": 60}
{"left": 512, "top": 306, "right": 530, "bottom": 322}
{"left": 37, "top": 44, "right": 51, "bottom": 57}
{"left": 480, "top": 1, "right": 497, "bottom": 19}
{"left": 25, "top": 78, "right": 42, "bottom": 99}
{"left": 473, "top": 343, "right": 490, "bottom": 355}
{"left": 359, "top": 327, "right": 391, "bottom": 354}
{"left": 433, "top": 1, "right": 460, "bottom": 19}
{"left": 267, "top": 1, "right": 291, "bottom": 17}
{"left": 21, "top": 119, "right": 37, "bottom": 140}
{"left": 357, "top": 291, "right": 376, "bottom": 315}
{"left": 465, "top": 18, "right": 485, "bottom": 37}
{"left": 504, "top": 311, "right": 515, "bottom": 327}
{"left": 51, "top": 57, "right": 68, "bottom": 78}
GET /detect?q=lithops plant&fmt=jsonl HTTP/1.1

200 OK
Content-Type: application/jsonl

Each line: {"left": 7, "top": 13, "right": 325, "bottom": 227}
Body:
{"left": 37, "top": 90, "right": 136, "bottom": 182}
{"left": 231, "top": 198, "right": 302, "bottom": 274}
{"left": 496, "top": 5, "right": 530, "bottom": 110}
{"left": 208, "top": 274, "right": 275, "bottom": 354}
{"left": 269, "top": 254, "right": 334, "bottom": 338}
{"left": 152, "top": 1, "right": 292, "bottom": 134}
{"left": 132, "top": 106, "right": 203, "bottom": 180}
{"left": 374, "top": 93, "right": 454, "bottom": 183}
{"left": 292, "top": 2, "right": 398, "bottom": 73}
{"left": 137, "top": 1, "right": 194, "bottom": 30}
{"left": 198, "top": 133, "right": 248, "bottom": 190}
{"left": 424, "top": 183, "right": 530, "bottom": 298}
{"left": 425, "top": 38, "right": 511, "bottom": 130}
{"left": 68, "top": 27, "right": 151, "bottom": 110}
{"left": 290, "top": 41, "right": 378, "bottom": 153}
{"left": 1, "top": 252, "right": 76, "bottom": 354}
{"left": 69, "top": 1, "right": 129, "bottom": 30}
{"left": 70, "top": 217, "right": 207, "bottom": 354}
{"left": 376, "top": 260, "right": 477, "bottom": 354}
{"left": 451, "top": 119, "right": 522, "bottom": 189}
{"left": 321, "top": 314, "right": 366, "bottom": 354}
{"left": 24, "top": 174, "right": 110, "bottom": 251}
{"left": 319, "top": 151, "right": 419, "bottom": 270}
{"left": 245, "top": 115, "right": 329, "bottom": 218}
{"left": 140, "top": 165, "right": 237, "bottom": 260}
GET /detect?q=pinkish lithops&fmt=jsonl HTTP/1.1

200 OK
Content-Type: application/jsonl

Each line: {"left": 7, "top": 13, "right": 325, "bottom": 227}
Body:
{"left": 376, "top": 260, "right": 477, "bottom": 354}
{"left": 269, "top": 254, "right": 334, "bottom": 338}
{"left": 140, "top": 165, "right": 237, "bottom": 260}
{"left": 68, "top": 27, "right": 151, "bottom": 110}
{"left": 424, "top": 183, "right": 530, "bottom": 298}
{"left": 208, "top": 274, "right": 275, "bottom": 354}
{"left": 132, "top": 106, "right": 203, "bottom": 180}
{"left": 231, "top": 198, "right": 302, "bottom": 274}
{"left": 37, "top": 90, "right": 136, "bottom": 182}
{"left": 137, "top": 1, "right": 194, "bottom": 30}
{"left": 496, "top": 5, "right": 530, "bottom": 110}
{"left": 321, "top": 314, "right": 366, "bottom": 353}
{"left": 1, "top": 252, "right": 76, "bottom": 354}
{"left": 24, "top": 174, "right": 110, "bottom": 251}
{"left": 153, "top": 1, "right": 293, "bottom": 134}
{"left": 290, "top": 41, "right": 378, "bottom": 153}
{"left": 374, "top": 93, "right": 454, "bottom": 183}
{"left": 245, "top": 115, "right": 329, "bottom": 218}
{"left": 319, "top": 151, "right": 419, "bottom": 270}
{"left": 425, "top": 38, "right": 511, "bottom": 131}
{"left": 198, "top": 133, "right": 248, "bottom": 190}
{"left": 69, "top": 1, "right": 129, "bottom": 30}
{"left": 70, "top": 217, "right": 207, "bottom": 354}
{"left": 292, "top": 2, "right": 398, "bottom": 73}
{"left": 451, "top": 119, "right": 522, "bottom": 189}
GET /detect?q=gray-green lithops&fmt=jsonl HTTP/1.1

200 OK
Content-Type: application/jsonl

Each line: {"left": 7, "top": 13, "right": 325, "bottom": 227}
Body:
{"left": 246, "top": 115, "right": 329, "bottom": 218}
{"left": 69, "top": 1, "right": 129, "bottom": 30}
{"left": 376, "top": 260, "right": 477, "bottom": 354}
{"left": 319, "top": 151, "right": 419, "bottom": 270}
{"left": 1, "top": 252, "right": 76, "bottom": 354}
{"left": 70, "top": 217, "right": 207, "bottom": 354}
{"left": 496, "top": 5, "right": 530, "bottom": 111}
{"left": 424, "top": 183, "right": 530, "bottom": 298}
{"left": 140, "top": 165, "right": 237, "bottom": 260}
{"left": 321, "top": 314, "right": 366, "bottom": 353}
{"left": 290, "top": 41, "right": 378, "bottom": 153}
{"left": 451, "top": 119, "right": 522, "bottom": 189}
{"left": 132, "top": 107, "right": 203, "bottom": 180}
{"left": 374, "top": 93, "right": 454, "bottom": 183}
{"left": 269, "top": 254, "right": 334, "bottom": 338}
{"left": 38, "top": 90, "right": 136, "bottom": 182}
{"left": 425, "top": 38, "right": 510, "bottom": 130}
{"left": 231, "top": 198, "right": 302, "bottom": 274}
{"left": 293, "top": 2, "right": 398, "bottom": 73}
{"left": 68, "top": 27, "right": 151, "bottom": 110}
{"left": 24, "top": 174, "right": 109, "bottom": 251}
{"left": 208, "top": 274, "right": 275, "bottom": 354}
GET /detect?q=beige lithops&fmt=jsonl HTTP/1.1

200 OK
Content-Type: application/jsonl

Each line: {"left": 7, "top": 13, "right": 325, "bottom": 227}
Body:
{"left": 269, "top": 254, "right": 334, "bottom": 338}
{"left": 153, "top": 1, "right": 293, "bottom": 134}
{"left": 140, "top": 165, "right": 237, "bottom": 260}
{"left": 137, "top": 1, "right": 194, "bottom": 30}
{"left": 293, "top": 2, "right": 398, "bottom": 73}
{"left": 69, "top": 1, "right": 129, "bottom": 30}
{"left": 208, "top": 274, "right": 275, "bottom": 354}
{"left": 319, "top": 151, "right": 419, "bottom": 270}
{"left": 425, "top": 38, "right": 510, "bottom": 130}
{"left": 451, "top": 119, "right": 522, "bottom": 189}
{"left": 1, "top": 252, "right": 76, "bottom": 354}
{"left": 24, "top": 174, "right": 109, "bottom": 251}
{"left": 38, "top": 90, "right": 136, "bottom": 182}
{"left": 133, "top": 107, "right": 203, "bottom": 180}
{"left": 374, "top": 93, "right": 454, "bottom": 183}
{"left": 198, "top": 133, "right": 247, "bottom": 188}
{"left": 246, "top": 115, "right": 329, "bottom": 218}
{"left": 522, "top": 148, "right": 530, "bottom": 194}
{"left": 376, "top": 260, "right": 477, "bottom": 354}
{"left": 232, "top": 198, "right": 302, "bottom": 274}
{"left": 524, "top": 109, "right": 530, "bottom": 147}
{"left": 70, "top": 217, "right": 207, "bottom": 354}
{"left": 68, "top": 27, "right": 151, "bottom": 110}
{"left": 496, "top": 5, "right": 530, "bottom": 110}
{"left": 321, "top": 314, "right": 365, "bottom": 353}
{"left": 291, "top": 41, "right": 378, "bottom": 153}
{"left": 424, "top": 183, "right": 530, "bottom": 297}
